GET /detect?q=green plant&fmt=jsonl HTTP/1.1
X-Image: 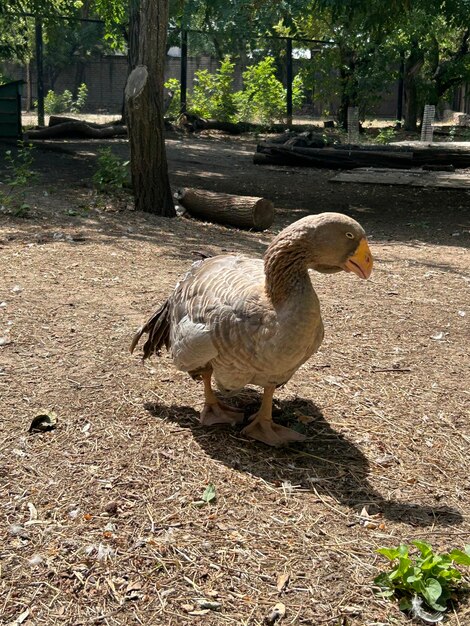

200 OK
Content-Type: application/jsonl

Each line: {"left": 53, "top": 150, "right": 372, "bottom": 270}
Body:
{"left": 42, "top": 84, "right": 88, "bottom": 115}
{"left": 0, "top": 141, "right": 37, "bottom": 215}
{"left": 92, "top": 147, "right": 130, "bottom": 191}
{"left": 71, "top": 83, "right": 88, "bottom": 113}
{"left": 374, "top": 541, "right": 470, "bottom": 615}
{"left": 235, "top": 57, "right": 304, "bottom": 125}
{"left": 164, "top": 78, "right": 181, "bottom": 117}
{"left": 0, "top": 72, "right": 12, "bottom": 85}
{"left": 460, "top": 127, "right": 470, "bottom": 141}
{"left": 375, "top": 126, "right": 397, "bottom": 144}
{"left": 190, "top": 56, "right": 238, "bottom": 122}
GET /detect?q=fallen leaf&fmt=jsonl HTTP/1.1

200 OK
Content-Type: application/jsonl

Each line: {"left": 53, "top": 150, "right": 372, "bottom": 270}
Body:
{"left": 29, "top": 411, "right": 57, "bottom": 433}
{"left": 264, "top": 602, "right": 286, "bottom": 625}
{"left": 277, "top": 572, "right": 290, "bottom": 593}
{"left": 125, "top": 581, "right": 142, "bottom": 594}
{"left": 358, "top": 506, "right": 382, "bottom": 529}
{"left": 202, "top": 483, "right": 217, "bottom": 504}
{"left": 363, "top": 520, "right": 379, "bottom": 529}
{"left": 181, "top": 604, "right": 194, "bottom": 613}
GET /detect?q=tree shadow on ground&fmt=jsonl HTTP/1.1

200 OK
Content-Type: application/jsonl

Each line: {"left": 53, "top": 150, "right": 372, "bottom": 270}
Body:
{"left": 144, "top": 394, "right": 463, "bottom": 528}
{"left": 2, "top": 137, "right": 470, "bottom": 249}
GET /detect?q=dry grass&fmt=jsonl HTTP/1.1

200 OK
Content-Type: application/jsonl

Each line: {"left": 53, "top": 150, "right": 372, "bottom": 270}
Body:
{"left": 1, "top": 135, "right": 469, "bottom": 626}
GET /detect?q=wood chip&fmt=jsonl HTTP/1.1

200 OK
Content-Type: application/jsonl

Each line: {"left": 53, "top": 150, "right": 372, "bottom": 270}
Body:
{"left": 276, "top": 572, "right": 290, "bottom": 593}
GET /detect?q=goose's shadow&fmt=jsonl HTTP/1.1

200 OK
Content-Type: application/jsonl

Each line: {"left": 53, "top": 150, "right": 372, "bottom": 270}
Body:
{"left": 145, "top": 392, "right": 463, "bottom": 528}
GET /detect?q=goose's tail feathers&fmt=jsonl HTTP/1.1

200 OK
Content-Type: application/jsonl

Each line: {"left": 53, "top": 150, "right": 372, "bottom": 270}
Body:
{"left": 130, "top": 300, "right": 171, "bottom": 360}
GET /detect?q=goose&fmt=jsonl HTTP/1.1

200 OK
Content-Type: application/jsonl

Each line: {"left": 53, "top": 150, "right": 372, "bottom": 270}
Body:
{"left": 131, "top": 212, "right": 373, "bottom": 446}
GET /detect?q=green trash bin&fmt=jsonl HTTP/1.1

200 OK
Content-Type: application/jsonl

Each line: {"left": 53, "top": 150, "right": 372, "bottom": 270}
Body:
{"left": 0, "top": 80, "right": 24, "bottom": 138}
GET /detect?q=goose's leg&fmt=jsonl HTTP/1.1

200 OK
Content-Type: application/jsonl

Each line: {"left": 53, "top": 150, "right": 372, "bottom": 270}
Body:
{"left": 242, "top": 385, "right": 306, "bottom": 447}
{"left": 200, "top": 370, "right": 245, "bottom": 426}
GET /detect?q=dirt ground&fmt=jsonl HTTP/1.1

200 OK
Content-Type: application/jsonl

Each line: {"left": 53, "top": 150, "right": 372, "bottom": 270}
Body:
{"left": 1, "top": 130, "right": 469, "bottom": 626}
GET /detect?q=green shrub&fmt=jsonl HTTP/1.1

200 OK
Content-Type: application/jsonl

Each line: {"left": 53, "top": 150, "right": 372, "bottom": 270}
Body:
{"left": 163, "top": 78, "right": 181, "bottom": 118}
{"left": 235, "top": 57, "right": 304, "bottom": 125}
{"left": 375, "top": 126, "right": 397, "bottom": 144}
{"left": 71, "top": 83, "right": 88, "bottom": 113}
{"left": 190, "top": 56, "right": 238, "bottom": 122}
{"left": 42, "top": 83, "right": 88, "bottom": 115}
{"left": 92, "top": 147, "right": 130, "bottom": 191}
{"left": 374, "top": 541, "right": 470, "bottom": 615}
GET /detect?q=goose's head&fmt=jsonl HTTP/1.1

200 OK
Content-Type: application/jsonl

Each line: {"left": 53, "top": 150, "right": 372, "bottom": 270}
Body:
{"left": 270, "top": 212, "right": 373, "bottom": 279}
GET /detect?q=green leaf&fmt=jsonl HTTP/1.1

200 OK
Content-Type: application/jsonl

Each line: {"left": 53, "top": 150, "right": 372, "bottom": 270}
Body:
{"left": 392, "top": 556, "right": 411, "bottom": 579}
{"left": 377, "top": 547, "right": 400, "bottom": 561}
{"left": 202, "top": 483, "right": 216, "bottom": 504}
{"left": 438, "top": 567, "right": 461, "bottom": 581}
{"left": 422, "top": 578, "right": 443, "bottom": 609}
{"left": 406, "top": 568, "right": 422, "bottom": 583}
{"left": 449, "top": 549, "right": 470, "bottom": 566}
{"left": 398, "top": 544, "right": 409, "bottom": 557}
{"left": 413, "top": 540, "right": 433, "bottom": 557}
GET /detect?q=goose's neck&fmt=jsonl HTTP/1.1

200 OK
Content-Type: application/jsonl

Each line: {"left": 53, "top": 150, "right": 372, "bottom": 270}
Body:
{"left": 264, "top": 236, "right": 312, "bottom": 306}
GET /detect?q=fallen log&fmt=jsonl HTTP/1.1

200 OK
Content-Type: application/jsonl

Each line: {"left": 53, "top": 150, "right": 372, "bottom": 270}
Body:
{"left": 48, "top": 115, "right": 124, "bottom": 128}
{"left": 25, "top": 121, "right": 127, "bottom": 139}
{"left": 255, "top": 144, "right": 413, "bottom": 169}
{"left": 255, "top": 139, "right": 470, "bottom": 169}
{"left": 176, "top": 187, "right": 274, "bottom": 231}
{"left": 177, "top": 113, "right": 324, "bottom": 135}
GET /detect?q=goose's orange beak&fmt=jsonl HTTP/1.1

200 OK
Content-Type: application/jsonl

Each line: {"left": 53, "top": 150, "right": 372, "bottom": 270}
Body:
{"left": 342, "top": 238, "right": 373, "bottom": 279}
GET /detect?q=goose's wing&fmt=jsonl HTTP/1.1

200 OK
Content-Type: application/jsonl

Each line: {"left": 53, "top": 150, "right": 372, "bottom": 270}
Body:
{"left": 170, "top": 255, "right": 274, "bottom": 374}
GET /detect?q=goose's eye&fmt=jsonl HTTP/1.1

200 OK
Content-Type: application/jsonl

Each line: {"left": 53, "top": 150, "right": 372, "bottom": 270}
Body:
{"left": 345, "top": 232, "right": 354, "bottom": 239}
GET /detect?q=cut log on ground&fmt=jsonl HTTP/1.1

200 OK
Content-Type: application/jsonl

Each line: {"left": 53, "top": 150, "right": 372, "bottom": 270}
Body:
{"left": 47, "top": 115, "right": 124, "bottom": 128}
{"left": 177, "top": 113, "right": 326, "bottom": 136}
{"left": 176, "top": 187, "right": 274, "bottom": 231}
{"left": 256, "top": 143, "right": 414, "bottom": 169}
{"left": 332, "top": 167, "right": 470, "bottom": 189}
{"left": 25, "top": 121, "right": 127, "bottom": 139}
{"left": 255, "top": 137, "right": 470, "bottom": 170}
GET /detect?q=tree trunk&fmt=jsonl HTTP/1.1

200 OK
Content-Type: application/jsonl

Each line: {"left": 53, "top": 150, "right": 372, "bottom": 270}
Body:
{"left": 403, "top": 42, "right": 424, "bottom": 132}
{"left": 337, "top": 46, "right": 357, "bottom": 130}
{"left": 125, "top": 0, "right": 175, "bottom": 217}
{"left": 403, "top": 76, "right": 419, "bottom": 131}
{"left": 176, "top": 188, "right": 274, "bottom": 231}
